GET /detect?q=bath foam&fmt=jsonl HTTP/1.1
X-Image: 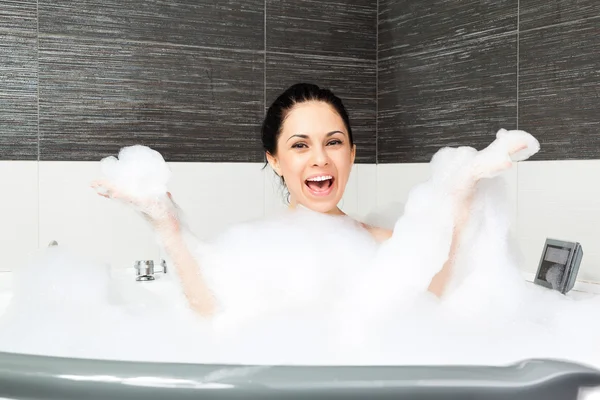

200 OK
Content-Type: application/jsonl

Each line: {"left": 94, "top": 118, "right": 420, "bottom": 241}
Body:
{"left": 94, "top": 144, "right": 177, "bottom": 224}
{"left": 0, "top": 245, "right": 217, "bottom": 363}
{"left": 99, "top": 145, "right": 171, "bottom": 199}
{"left": 196, "top": 208, "right": 379, "bottom": 333}
{"left": 1, "top": 130, "right": 600, "bottom": 368}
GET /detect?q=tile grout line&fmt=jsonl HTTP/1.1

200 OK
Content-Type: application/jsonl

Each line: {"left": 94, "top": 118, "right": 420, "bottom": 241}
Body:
{"left": 375, "top": 0, "right": 379, "bottom": 165}
{"left": 376, "top": 0, "right": 380, "bottom": 211}
{"left": 355, "top": 165, "right": 359, "bottom": 217}
{"left": 515, "top": 0, "right": 521, "bottom": 240}
{"left": 515, "top": 164, "right": 519, "bottom": 245}
{"left": 516, "top": 0, "right": 519, "bottom": 130}
{"left": 263, "top": 0, "right": 267, "bottom": 114}
{"left": 36, "top": 0, "right": 41, "bottom": 249}
{"left": 263, "top": 0, "right": 267, "bottom": 218}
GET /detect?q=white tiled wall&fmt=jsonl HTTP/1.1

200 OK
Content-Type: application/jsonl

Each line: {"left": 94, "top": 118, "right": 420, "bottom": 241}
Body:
{"left": 2, "top": 160, "right": 600, "bottom": 283}
{"left": 38, "top": 162, "right": 159, "bottom": 269}
{"left": 168, "top": 162, "right": 265, "bottom": 241}
{"left": 356, "top": 164, "right": 378, "bottom": 218}
{"left": 0, "top": 162, "right": 38, "bottom": 272}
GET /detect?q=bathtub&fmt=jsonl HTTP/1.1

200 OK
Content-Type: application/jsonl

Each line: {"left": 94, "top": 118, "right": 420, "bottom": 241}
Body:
{"left": 0, "top": 352, "right": 599, "bottom": 399}
{"left": 0, "top": 272, "right": 600, "bottom": 399}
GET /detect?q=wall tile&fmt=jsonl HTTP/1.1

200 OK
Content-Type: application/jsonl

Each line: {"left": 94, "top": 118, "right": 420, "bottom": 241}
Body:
{"left": 373, "top": 163, "right": 430, "bottom": 228}
{"left": 0, "top": 272, "right": 12, "bottom": 314}
{"left": 378, "top": 33, "right": 518, "bottom": 163}
{"left": 266, "top": 52, "right": 376, "bottom": 163}
{"left": 39, "top": 0, "right": 264, "bottom": 51}
{"left": 0, "top": 162, "right": 38, "bottom": 271}
{"left": 518, "top": 160, "right": 600, "bottom": 192}
{"left": 39, "top": 36, "right": 264, "bottom": 162}
{"left": 377, "top": 163, "right": 431, "bottom": 206}
{"left": 339, "top": 164, "right": 359, "bottom": 217}
{"left": 166, "top": 162, "right": 265, "bottom": 242}
{"left": 267, "top": 0, "right": 376, "bottom": 60}
{"left": 504, "top": 164, "right": 519, "bottom": 238}
{"left": 379, "top": 0, "right": 518, "bottom": 59}
{"left": 520, "top": 0, "right": 600, "bottom": 31}
{"left": 0, "top": 0, "right": 38, "bottom": 160}
{"left": 356, "top": 164, "right": 378, "bottom": 220}
{"left": 38, "top": 162, "right": 159, "bottom": 269}
{"left": 0, "top": 272, "right": 11, "bottom": 292}
{"left": 519, "top": 19, "right": 600, "bottom": 160}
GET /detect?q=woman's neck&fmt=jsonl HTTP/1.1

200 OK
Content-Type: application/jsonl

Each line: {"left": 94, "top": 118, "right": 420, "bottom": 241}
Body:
{"left": 288, "top": 202, "right": 346, "bottom": 216}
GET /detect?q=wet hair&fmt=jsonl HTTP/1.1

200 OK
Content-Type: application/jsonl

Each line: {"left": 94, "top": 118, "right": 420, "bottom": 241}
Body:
{"left": 261, "top": 83, "right": 354, "bottom": 159}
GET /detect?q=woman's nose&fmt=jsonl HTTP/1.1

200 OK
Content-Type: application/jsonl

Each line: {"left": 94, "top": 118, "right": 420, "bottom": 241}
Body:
{"left": 310, "top": 147, "right": 330, "bottom": 166}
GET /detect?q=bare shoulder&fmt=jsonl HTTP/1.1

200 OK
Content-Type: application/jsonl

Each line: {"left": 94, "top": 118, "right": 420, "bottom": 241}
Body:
{"left": 362, "top": 224, "right": 393, "bottom": 243}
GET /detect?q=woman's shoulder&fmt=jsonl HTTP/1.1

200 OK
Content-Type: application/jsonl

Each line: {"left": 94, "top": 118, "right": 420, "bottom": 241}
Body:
{"left": 359, "top": 222, "right": 393, "bottom": 243}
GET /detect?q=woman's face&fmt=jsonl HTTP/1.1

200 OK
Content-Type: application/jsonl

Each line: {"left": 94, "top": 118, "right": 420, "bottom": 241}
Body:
{"left": 267, "top": 101, "right": 356, "bottom": 214}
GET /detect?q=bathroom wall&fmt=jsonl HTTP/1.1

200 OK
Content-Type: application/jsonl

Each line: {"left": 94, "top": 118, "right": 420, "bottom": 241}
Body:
{"left": 2, "top": 0, "right": 599, "bottom": 287}
{"left": 377, "top": 0, "right": 600, "bottom": 283}
{"left": 0, "top": 0, "right": 376, "bottom": 271}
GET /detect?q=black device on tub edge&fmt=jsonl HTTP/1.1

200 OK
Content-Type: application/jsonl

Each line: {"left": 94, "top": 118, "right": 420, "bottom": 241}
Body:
{"left": 534, "top": 238, "right": 583, "bottom": 294}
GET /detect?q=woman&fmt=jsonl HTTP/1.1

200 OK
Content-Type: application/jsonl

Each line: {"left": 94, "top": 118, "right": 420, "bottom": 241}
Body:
{"left": 92, "top": 83, "right": 536, "bottom": 317}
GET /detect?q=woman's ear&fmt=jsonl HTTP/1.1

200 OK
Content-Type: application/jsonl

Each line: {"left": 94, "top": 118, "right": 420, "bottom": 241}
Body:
{"left": 266, "top": 152, "right": 282, "bottom": 177}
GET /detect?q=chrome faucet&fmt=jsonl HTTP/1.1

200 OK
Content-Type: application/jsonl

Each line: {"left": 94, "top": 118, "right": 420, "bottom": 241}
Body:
{"left": 134, "top": 259, "right": 167, "bottom": 281}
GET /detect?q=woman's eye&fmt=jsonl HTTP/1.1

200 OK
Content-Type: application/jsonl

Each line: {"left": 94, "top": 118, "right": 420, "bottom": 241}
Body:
{"left": 327, "top": 140, "right": 342, "bottom": 146}
{"left": 292, "top": 143, "right": 307, "bottom": 149}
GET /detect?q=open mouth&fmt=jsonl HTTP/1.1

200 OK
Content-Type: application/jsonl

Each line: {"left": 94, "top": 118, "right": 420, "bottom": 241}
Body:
{"left": 305, "top": 175, "right": 335, "bottom": 197}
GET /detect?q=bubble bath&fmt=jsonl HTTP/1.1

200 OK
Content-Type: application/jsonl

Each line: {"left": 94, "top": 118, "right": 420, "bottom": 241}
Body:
{"left": 0, "top": 129, "right": 599, "bottom": 368}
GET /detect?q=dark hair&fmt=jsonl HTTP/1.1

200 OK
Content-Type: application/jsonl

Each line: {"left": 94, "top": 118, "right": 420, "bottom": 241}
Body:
{"left": 261, "top": 83, "right": 354, "bottom": 159}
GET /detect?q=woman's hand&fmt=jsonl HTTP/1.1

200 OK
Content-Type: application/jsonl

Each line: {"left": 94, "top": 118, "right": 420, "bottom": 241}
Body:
{"left": 91, "top": 180, "right": 180, "bottom": 233}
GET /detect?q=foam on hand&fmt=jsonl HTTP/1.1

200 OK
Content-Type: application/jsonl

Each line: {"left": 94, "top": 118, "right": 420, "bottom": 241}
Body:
{"left": 497, "top": 128, "right": 541, "bottom": 162}
{"left": 100, "top": 145, "right": 171, "bottom": 198}
{"left": 1, "top": 129, "right": 599, "bottom": 369}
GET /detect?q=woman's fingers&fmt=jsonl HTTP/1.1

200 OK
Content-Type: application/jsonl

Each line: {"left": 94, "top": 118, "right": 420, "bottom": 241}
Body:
{"left": 509, "top": 143, "right": 528, "bottom": 156}
{"left": 90, "top": 179, "right": 125, "bottom": 200}
{"left": 91, "top": 180, "right": 175, "bottom": 224}
{"left": 91, "top": 179, "right": 111, "bottom": 196}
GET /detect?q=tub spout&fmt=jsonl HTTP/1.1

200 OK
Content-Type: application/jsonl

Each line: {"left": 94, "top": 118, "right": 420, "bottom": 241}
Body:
{"left": 134, "top": 259, "right": 167, "bottom": 282}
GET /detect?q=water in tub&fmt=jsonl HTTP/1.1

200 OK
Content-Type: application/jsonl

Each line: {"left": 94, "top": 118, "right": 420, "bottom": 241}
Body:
{"left": 0, "top": 130, "right": 599, "bottom": 368}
